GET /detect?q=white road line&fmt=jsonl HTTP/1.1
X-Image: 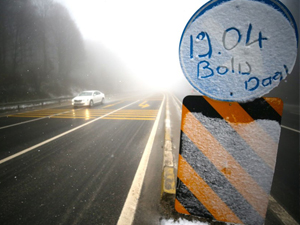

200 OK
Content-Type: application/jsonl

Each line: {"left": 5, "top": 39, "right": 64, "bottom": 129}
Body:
{"left": 117, "top": 95, "right": 165, "bottom": 225}
{"left": 0, "top": 100, "right": 140, "bottom": 165}
{"left": 268, "top": 196, "right": 299, "bottom": 225}
{"left": 0, "top": 117, "right": 46, "bottom": 130}
{"left": 281, "top": 125, "right": 300, "bottom": 133}
{"left": 171, "top": 94, "right": 182, "bottom": 113}
{"left": 172, "top": 94, "right": 182, "bottom": 106}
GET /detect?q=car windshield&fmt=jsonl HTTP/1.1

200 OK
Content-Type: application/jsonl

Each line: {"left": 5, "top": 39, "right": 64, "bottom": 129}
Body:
{"left": 78, "top": 92, "right": 93, "bottom": 96}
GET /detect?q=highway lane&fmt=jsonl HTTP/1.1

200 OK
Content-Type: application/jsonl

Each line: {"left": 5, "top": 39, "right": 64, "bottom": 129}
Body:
{"left": 0, "top": 95, "right": 154, "bottom": 160}
{"left": 0, "top": 93, "right": 165, "bottom": 225}
{"left": 1, "top": 91, "right": 298, "bottom": 225}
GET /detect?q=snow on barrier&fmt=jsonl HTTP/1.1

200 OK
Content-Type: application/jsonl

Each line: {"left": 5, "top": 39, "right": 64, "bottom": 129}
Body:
{"left": 175, "top": 96, "right": 283, "bottom": 224}
{"left": 179, "top": 0, "right": 298, "bottom": 103}
{"left": 175, "top": 0, "right": 297, "bottom": 223}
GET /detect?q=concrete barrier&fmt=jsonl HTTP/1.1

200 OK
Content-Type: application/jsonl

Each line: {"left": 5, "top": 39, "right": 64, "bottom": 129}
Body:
{"left": 161, "top": 95, "right": 176, "bottom": 201}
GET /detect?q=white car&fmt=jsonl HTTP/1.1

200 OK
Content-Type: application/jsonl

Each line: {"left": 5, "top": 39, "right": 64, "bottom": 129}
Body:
{"left": 72, "top": 90, "right": 105, "bottom": 107}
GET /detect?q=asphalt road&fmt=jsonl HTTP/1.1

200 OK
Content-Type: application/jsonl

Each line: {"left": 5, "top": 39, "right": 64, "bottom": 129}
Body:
{"left": 0, "top": 93, "right": 165, "bottom": 225}
{"left": 0, "top": 92, "right": 299, "bottom": 225}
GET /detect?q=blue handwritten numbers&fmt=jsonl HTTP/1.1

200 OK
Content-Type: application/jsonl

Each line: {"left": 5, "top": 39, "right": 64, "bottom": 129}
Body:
{"left": 190, "top": 32, "right": 212, "bottom": 59}
{"left": 179, "top": 0, "right": 298, "bottom": 102}
{"left": 223, "top": 24, "right": 268, "bottom": 50}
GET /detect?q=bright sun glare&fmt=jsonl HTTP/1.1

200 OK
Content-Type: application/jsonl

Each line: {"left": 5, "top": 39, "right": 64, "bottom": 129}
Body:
{"left": 56, "top": 0, "right": 204, "bottom": 90}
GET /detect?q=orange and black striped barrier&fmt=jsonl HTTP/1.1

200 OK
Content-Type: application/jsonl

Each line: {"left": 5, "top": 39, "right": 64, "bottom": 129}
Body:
{"left": 175, "top": 96, "right": 283, "bottom": 225}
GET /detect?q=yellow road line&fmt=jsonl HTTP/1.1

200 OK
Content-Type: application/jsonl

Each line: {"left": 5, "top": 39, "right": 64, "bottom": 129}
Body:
{"left": 9, "top": 108, "right": 158, "bottom": 121}
{"left": 0, "top": 99, "right": 142, "bottom": 165}
{"left": 102, "top": 118, "right": 154, "bottom": 120}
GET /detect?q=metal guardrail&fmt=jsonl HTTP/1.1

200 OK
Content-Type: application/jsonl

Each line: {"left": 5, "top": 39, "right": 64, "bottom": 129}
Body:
{"left": 0, "top": 97, "right": 73, "bottom": 111}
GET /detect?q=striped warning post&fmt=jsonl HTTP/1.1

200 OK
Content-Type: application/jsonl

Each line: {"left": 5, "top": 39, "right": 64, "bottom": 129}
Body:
{"left": 175, "top": 96, "right": 283, "bottom": 225}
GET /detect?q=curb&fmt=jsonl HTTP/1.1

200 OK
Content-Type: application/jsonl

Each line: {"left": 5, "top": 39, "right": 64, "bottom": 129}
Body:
{"left": 161, "top": 95, "right": 176, "bottom": 202}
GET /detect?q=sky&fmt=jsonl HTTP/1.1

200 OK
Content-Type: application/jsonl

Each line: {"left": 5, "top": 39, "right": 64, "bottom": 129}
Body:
{"left": 54, "top": 0, "right": 299, "bottom": 98}
{"left": 54, "top": 0, "right": 206, "bottom": 90}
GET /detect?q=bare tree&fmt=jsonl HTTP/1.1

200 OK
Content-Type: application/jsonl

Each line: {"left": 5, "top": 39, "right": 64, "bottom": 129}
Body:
{"left": 0, "top": 0, "right": 86, "bottom": 101}
{"left": 48, "top": 2, "right": 85, "bottom": 93}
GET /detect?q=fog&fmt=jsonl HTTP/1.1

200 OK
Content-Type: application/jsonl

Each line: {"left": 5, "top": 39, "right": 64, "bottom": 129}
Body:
{"left": 56, "top": 0, "right": 299, "bottom": 104}
{"left": 55, "top": 0, "right": 204, "bottom": 91}
{"left": 0, "top": 0, "right": 298, "bottom": 103}
{"left": 264, "top": 0, "right": 299, "bottom": 105}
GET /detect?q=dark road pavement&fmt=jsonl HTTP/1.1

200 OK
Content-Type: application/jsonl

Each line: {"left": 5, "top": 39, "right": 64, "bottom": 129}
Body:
{"left": 0, "top": 92, "right": 299, "bottom": 225}
{"left": 0, "top": 93, "right": 165, "bottom": 225}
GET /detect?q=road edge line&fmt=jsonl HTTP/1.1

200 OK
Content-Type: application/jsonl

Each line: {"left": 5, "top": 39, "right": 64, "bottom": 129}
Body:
{"left": 117, "top": 94, "right": 165, "bottom": 225}
{"left": 268, "top": 196, "right": 299, "bottom": 225}
{"left": 281, "top": 125, "right": 300, "bottom": 133}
